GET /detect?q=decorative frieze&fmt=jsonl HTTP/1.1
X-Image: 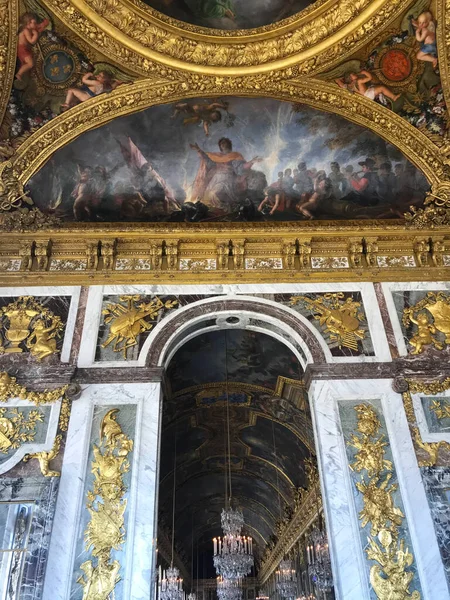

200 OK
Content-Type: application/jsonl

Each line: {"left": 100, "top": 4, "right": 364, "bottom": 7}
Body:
{"left": 1, "top": 231, "right": 449, "bottom": 283}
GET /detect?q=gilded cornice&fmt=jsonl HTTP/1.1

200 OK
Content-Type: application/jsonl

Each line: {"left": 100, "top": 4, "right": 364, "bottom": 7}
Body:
{"left": 40, "top": 0, "right": 413, "bottom": 75}
{"left": 8, "top": 78, "right": 448, "bottom": 187}
{"left": 0, "top": 0, "right": 18, "bottom": 127}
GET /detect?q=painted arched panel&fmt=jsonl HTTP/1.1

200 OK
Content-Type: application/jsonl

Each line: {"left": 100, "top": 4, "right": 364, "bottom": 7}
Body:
{"left": 27, "top": 97, "right": 429, "bottom": 223}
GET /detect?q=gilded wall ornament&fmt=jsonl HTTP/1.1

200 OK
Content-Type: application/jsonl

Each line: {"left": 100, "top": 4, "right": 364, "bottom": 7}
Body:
{"left": 23, "top": 433, "right": 62, "bottom": 477}
{"left": 102, "top": 294, "right": 178, "bottom": 358}
{"left": 0, "top": 407, "right": 44, "bottom": 452}
{"left": 347, "top": 403, "right": 421, "bottom": 600}
{"left": 290, "top": 292, "right": 366, "bottom": 351}
{"left": 77, "top": 409, "right": 133, "bottom": 599}
{"left": 0, "top": 371, "right": 68, "bottom": 405}
{"left": 0, "top": 296, "right": 63, "bottom": 359}
{"left": 430, "top": 399, "right": 450, "bottom": 420}
{"left": 401, "top": 381, "right": 450, "bottom": 467}
{"left": 403, "top": 291, "right": 450, "bottom": 354}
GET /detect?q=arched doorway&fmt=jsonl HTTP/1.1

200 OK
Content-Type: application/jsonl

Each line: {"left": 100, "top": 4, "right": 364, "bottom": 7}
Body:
{"left": 156, "top": 325, "right": 335, "bottom": 600}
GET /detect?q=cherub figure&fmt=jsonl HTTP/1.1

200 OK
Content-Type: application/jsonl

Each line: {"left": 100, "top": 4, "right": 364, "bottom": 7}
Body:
{"left": 171, "top": 101, "right": 229, "bottom": 136}
{"left": 336, "top": 70, "right": 400, "bottom": 104}
{"left": 409, "top": 311, "right": 444, "bottom": 354}
{"left": 61, "top": 71, "right": 119, "bottom": 111}
{"left": 16, "top": 12, "right": 49, "bottom": 81}
{"left": 412, "top": 11, "right": 438, "bottom": 68}
{"left": 26, "top": 318, "right": 60, "bottom": 360}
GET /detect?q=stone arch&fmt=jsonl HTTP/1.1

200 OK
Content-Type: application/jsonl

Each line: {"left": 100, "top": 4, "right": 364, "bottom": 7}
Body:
{"left": 141, "top": 295, "right": 328, "bottom": 369}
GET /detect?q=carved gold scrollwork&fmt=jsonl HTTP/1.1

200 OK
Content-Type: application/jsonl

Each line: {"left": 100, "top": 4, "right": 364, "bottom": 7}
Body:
{"left": 77, "top": 409, "right": 133, "bottom": 600}
{"left": 348, "top": 404, "right": 421, "bottom": 600}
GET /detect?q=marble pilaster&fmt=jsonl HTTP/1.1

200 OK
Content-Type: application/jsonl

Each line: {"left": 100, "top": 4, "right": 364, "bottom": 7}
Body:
{"left": 42, "top": 382, "right": 162, "bottom": 600}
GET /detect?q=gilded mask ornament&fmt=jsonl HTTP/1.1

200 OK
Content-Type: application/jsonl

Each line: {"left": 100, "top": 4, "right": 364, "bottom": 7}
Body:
{"left": 0, "top": 296, "right": 63, "bottom": 359}
{"left": 102, "top": 295, "right": 178, "bottom": 358}
{"left": 403, "top": 291, "right": 450, "bottom": 354}
{"left": 290, "top": 293, "right": 366, "bottom": 351}
{"left": 0, "top": 407, "right": 44, "bottom": 453}
{"left": 77, "top": 409, "right": 133, "bottom": 600}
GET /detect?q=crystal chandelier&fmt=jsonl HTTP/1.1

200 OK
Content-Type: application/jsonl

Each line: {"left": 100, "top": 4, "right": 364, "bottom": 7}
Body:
{"left": 159, "top": 566, "right": 185, "bottom": 600}
{"left": 256, "top": 589, "right": 269, "bottom": 600}
{"left": 307, "top": 526, "right": 333, "bottom": 591}
{"left": 213, "top": 330, "right": 254, "bottom": 581}
{"left": 213, "top": 508, "right": 254, "bottom": 579}
{"left": 217, "top": 576, "right": 242, "bottom": 600}
{"left": 187, "top": 594, "right": 196, "bottom": 600}
{"left": 297, "top": 595, "right": 316, "bottom": 600}
{"left": 276, "top": 559, "right": 297, "bottom": 599}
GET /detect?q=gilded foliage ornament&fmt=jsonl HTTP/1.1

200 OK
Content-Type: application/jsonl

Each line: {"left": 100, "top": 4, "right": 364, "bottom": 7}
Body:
{"left": 0, "top": 371, "right": 68, "bottom": 405}
{"left": 348, "top": 403, "right": 421, "bottom": 600}
{"left": 0, "top": 296, "right": 63, "bottom": 359}
{"left": 430, "top": 399, "right": 450, "bottom": 420}
{"left": 0, "top": 407, "right": 44, "bottom": 452}
{"left": 102, "top": 294, "right": 178, "bottom": 358}
{"left": 403, "top": 291, "right": 450, "bottom": 354}
{"left": 290, "top": 292, "right": 366, "bottom": 351}
{"left": 77, "top": 409, "right": 133, "bottom": 600}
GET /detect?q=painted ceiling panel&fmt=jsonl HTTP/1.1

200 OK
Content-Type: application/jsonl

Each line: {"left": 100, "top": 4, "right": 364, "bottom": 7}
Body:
{"left": 141, "top": 0, "right": 315, "bottom": 29}
{"left": 27, "top": 98, "right": 429, "bottom": 225}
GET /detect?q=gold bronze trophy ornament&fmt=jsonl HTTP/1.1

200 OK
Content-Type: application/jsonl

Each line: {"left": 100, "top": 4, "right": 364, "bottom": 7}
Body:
{"left": 290, "top": 292, "right": 366, "bottom": 351}
{"left": 0, "top": 296, "right": 63, "bottom": 359}
{"left": 403, "top": 291, "right": 450, "bottom": 354}
{"left": 348, "top": 404, "right": 421, "bottom": 600}
{"left": 101, "top": 294, "right": 178, "bottom": 358}
{"left": 77, "top": 409, "right": 133, "bottom": 599}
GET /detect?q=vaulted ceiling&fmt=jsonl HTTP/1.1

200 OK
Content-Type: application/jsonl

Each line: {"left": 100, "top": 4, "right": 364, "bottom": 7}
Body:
{"left": 158, "top": 330, "right": 313, "bottom": 577}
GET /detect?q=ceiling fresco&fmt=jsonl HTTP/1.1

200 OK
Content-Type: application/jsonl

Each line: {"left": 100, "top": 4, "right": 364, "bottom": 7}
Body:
{"left": 141, "top": 0, "right": 315, "bottom": 30}
{"left": 27, "top": 98, "right": 429, "bottom": 225}
{"left": 159, "top": 330, "right": 313, "bottom": 577}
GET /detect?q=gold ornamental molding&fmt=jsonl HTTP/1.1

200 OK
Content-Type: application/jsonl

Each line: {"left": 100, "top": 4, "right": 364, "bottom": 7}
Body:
{"left": 437, "top": 0, "right": 450, "bottom": 111}
{"left": 5, "top": 78, "right": 449, "bottom": 188}
{"left": 0, "top": 0, "right": 18, "bottom": 127}
{"left": 41, "top": 0, "right": 414, "bottom": 75}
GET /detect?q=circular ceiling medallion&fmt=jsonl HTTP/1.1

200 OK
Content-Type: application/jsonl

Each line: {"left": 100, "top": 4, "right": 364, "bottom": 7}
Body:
{"left": 43, "top": 51, "right": 75, "bottom": 85}
{"left": 380, "top": 49, "right": 412, "bottom": 82}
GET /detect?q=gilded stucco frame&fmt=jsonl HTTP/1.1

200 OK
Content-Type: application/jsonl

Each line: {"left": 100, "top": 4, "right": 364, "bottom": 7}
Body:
{"left": 1, "top": 0, "right": 450, "bottom": 284}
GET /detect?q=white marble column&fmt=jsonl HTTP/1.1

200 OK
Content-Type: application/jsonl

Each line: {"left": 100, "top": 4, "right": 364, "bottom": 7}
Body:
{"left": 308, "top": 378, "right": 448, "bottom": 600}
{"left": 42, "top": 382, "right": 162, "bottom": 600}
